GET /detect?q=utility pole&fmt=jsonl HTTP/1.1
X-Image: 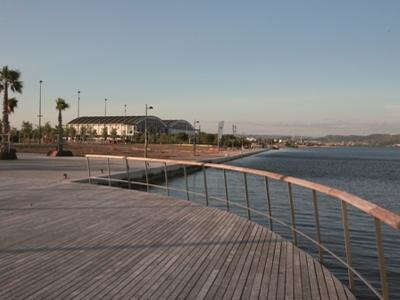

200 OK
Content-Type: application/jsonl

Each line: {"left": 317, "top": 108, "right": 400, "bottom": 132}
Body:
{"left": 144, "top": 104, "right": 153, "bottom": 158}
{"left": 77, "top": 90, "right": 81, "bottom": 118}
{"left": 104, "top": 98, "right": 108, "bottom": 116}
{"left": 38, "top": 80, "right": 43, "bottom": 144}
{"left": 192, "top": 120, "right": 199, "bottom": 156}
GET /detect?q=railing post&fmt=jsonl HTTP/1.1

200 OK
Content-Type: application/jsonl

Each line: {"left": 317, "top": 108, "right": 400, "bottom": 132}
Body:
{"left": 203, "top": 166, "right": 209, "bottom": 206}
{"left": 340, "top": 201, "right": 355, "bottom": 292}
{"left": 264, "top": 177, "right": 273, "bottom": 230}
{"left": 374, "top": 218, "right": 389, "bottom": 300}
{"left": 107, "top": 158, "right": 111, "bottom": 186}
{"left": 164, "top": 162, "right": 169, "bottom": 196}
{"left": 183, "top": 166, "right": 189, "bottom": 200}
{"left": 287, "top": 182, "right": 297, "bottom": 245}
{"left": 223, "top": 170, "right": 230, "bottom": 211}
{"left": 125, "top": 157, "right": 131, "bottom": 189}
{"left": 243, "top": 173, "right": 251, "bottom": 220}
{"left": 144, "top": 161, "right": 149, "bottom": 192}
{"left": 312, "top": 190, "right": 323, "bottom": 263}
{"left": 86, "top": 157, "right": 91, "bottom": 184}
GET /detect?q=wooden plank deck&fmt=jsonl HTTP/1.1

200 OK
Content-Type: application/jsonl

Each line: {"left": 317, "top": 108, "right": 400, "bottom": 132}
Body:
{"left": 0, "top": 178, "right": 355, "bottom": 299}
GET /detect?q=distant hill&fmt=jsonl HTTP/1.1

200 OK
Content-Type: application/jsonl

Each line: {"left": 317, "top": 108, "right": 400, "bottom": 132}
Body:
{"left": 315, "top": 134, "right": 400, "bottom": 146}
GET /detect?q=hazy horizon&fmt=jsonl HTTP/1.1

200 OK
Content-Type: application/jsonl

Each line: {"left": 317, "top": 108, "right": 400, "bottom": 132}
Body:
{"left": 2, "top": 1, "right": 399, "bottom": 136}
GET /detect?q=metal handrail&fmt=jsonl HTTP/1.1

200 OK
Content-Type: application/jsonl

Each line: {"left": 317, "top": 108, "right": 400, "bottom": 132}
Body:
{"left": 85, "top": 154, "right": 400, "bottom": 300}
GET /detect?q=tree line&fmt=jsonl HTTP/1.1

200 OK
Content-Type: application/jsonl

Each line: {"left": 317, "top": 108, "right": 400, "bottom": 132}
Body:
{"left": 5, "top": 121, "right": 253, "bottom": 148}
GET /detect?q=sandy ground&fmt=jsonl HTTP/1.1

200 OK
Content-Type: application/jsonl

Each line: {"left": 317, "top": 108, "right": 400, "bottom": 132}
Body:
{"left": 14, "top": 143, "right": 242, "bottom": 160}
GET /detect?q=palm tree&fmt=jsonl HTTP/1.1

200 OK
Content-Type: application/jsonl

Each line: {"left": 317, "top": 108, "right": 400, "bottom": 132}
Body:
{"left": 0, "top": 66, "right": 23, "bottom": 156}
{"left": 55, "top": 98, "right": 69, "bottom": 153}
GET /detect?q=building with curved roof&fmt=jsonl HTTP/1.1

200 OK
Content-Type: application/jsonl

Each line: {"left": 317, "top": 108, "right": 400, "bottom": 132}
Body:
{"left": 163, "top": 120, "right": 194, "bottom": 134}
{"left": 67, "top": 116, "right": 168, "bottom": 137}
{"left": 67, "top": 116, "right": 194, "bottom": 137}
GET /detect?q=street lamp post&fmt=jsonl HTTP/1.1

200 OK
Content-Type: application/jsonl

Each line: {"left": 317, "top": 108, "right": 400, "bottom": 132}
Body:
{"left": 124, "top": 104, "right": 127, "bottom": 117}
{"left": 77, "top": 90, "right": 81, "bottom": 118}
{"left": 38, "top": 80, "right": 43, "bottom": 144}
{"left": 104, "top": 98, "right": 108, "bottom": 116}
{"left": 192, "top": 120, "right": 199, "bottom": 156}
{"left": 144, "top": 104, "right": 153, "bottom": 158}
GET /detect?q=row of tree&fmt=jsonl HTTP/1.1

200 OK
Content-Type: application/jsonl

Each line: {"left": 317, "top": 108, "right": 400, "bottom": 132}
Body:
{"left": 1, "top": 65, "right": 71, "bottom": 158}
{"left": 5, "top": 120, "right": 253, "bottom": 148}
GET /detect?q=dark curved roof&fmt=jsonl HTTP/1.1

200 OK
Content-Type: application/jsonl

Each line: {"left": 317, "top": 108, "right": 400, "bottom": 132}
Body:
{"left": 163, "top": 119, "right": 194, "bottom": 130}
{"left": 68, "top": 116, "right": 163, "bottom": 125}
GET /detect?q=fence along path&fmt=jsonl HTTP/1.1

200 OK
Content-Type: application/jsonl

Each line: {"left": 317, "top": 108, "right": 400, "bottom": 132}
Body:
{"left": 0, "top": 175, "right": 354, "bottom": 299}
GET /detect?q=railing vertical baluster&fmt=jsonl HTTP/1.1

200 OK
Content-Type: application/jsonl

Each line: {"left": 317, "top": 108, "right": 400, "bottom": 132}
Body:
{"left": 203, "top": 166, "right": 209, "bottom": 206}
{"left": 183, "top": 166, "right": 189, "bottom": 200}
{"left": 164, "top": 162, "right": 169, "bottom": 196}
{"left": 287, "top": 182, "right": 297, "bottom": 245}
{"left": 144, "top": 161, "right": 149, "bottom": 192}
{"left": 223, "top": 170, "right": 230, "bottom": 211}
{"left": 86, "top": 157, "right": 91, "bottom": 184}
{"left": 374, "top": 218, "right": 389, "bottom": 300}
{"left": 243, "top": 173, "right": 251, "bottom": 220}
{"left": 107, "top": 158, "right": 111, "bottom": 186}
{"left": 125, "top": 157, "right": 131, "bottom": 189}
{"left": 264, "top": 177, "right": 273, "bottom": 230}
{"left": 340, "top": 201, "right": 355, "bottom": 292}
{"left": 312, "top": 190, "right": 323, "bottom": 263}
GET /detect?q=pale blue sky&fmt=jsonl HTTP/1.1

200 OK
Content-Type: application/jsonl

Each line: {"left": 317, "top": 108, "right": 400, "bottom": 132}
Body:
{"left": 1, "top": 0, "right": 400, "bottom": 135}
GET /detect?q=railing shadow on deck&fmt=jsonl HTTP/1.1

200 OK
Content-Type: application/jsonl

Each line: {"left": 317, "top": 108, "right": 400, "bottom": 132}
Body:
{"left": 84, "top": 154, "right": 400, "bottom": 300}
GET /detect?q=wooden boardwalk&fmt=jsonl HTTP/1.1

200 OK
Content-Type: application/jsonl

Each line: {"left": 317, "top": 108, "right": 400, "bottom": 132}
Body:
{"left": 0, "top": 177, "right": 355, "bottom": 299}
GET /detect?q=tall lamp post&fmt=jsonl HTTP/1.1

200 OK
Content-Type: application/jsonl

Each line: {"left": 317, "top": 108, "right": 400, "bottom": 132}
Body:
{"left": 38, "top": 80, "right": 43, "bottom": 144}
{"left": 192, "top": 120, "right": 199, "bottom": 156}
{"left": 77, "top": 90, "right": 81, "bottom": 118}
{"left": 144, "top": 104, "right": 153, "bottom": 158}
{"left": 104, "top": 98, "right": 108, "bottom": 116}
{"left": 124, "top": 104, "right": 127, "bottom": 117}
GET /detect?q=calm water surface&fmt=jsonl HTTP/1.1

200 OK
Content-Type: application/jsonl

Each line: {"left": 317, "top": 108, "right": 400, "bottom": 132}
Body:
{"left": 150, "top": 147, "right": 400, "bottom": 299}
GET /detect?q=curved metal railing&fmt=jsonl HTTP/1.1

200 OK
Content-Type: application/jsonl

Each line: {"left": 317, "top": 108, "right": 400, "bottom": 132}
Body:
{"left": 84, "top": 154, "right": 400, "bottom": 300}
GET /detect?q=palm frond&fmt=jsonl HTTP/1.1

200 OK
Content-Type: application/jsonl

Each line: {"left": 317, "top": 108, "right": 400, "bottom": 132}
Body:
{"left": 55, "top": 98, "right": 70, "bottom": 111}
{"left": 0, "top": 66, "right": 23, "bottom": 94}
{"left": 7, "top": 97, "right": 18, "bottom": 113}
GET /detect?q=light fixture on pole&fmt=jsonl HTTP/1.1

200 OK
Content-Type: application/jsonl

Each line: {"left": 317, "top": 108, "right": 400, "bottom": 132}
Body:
{"left": 38, "top": 80, "right": 43, "bottom": 144}
{"left": 104, "top": 98, "right": 108, "bottom": 116}
{"left": 144, "top": 104, "right": 154, "bottom": 158}
{"left": 77, "top": 90, "right": 81, "bottom": 118}
{"left": 192, "top": 120, "right": 200, "bottom": 156}
{"left": 124, "top": 104, "right": 127, "bottom": 117}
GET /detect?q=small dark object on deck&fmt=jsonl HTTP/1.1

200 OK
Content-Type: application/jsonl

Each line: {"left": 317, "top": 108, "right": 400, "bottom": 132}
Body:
{"left": 63, "top": 173, "right": 68, "bottom": 179}
{"left": 47, "top": 149, "right": 73, "bottom": 157}
{"left": 0, "top": 148, "right": 17, "bottom": 160}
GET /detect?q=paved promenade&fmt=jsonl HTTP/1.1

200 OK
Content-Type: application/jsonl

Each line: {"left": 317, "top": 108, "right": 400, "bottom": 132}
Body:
{"left": 0, "top": 156, "right": 355, "bottom": 299}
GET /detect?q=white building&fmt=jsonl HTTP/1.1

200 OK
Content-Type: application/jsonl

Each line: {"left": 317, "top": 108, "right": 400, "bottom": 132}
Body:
{"left": 67, "top": 116, "right": 193, "bottom": 137}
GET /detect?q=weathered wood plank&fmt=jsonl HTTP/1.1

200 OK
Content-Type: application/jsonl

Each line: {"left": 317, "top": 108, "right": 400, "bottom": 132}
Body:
{"left": 307, "top": 251, "right": 321, "bottom": 299}
{"left": 214, "top": 225, "right": 259, "bottom": 299}
{"left": 178, "top": 216, "right": 243, "bottom": 299}
{"left": 202, "top": 223, "right": 253, "bottom": 299}
{"left": 285, "top": 241, "right": 295, "bottom": 300}
{"left": 258, "top": 231, "right": 279, "bottom": 299}
{"left": 299, "top": 249, "right": 313, "bottom": 299}
{"left": 230, "top": 226, "right": 263, "bottom": 300}
{"left": 293, "top": 243, "right": 303, "bottom": 300}
{"left": 241, "top": 227, "right": 269, "bottom": 300}
{"left": 267, "top": 238, "right": 282, "bottom": 299}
